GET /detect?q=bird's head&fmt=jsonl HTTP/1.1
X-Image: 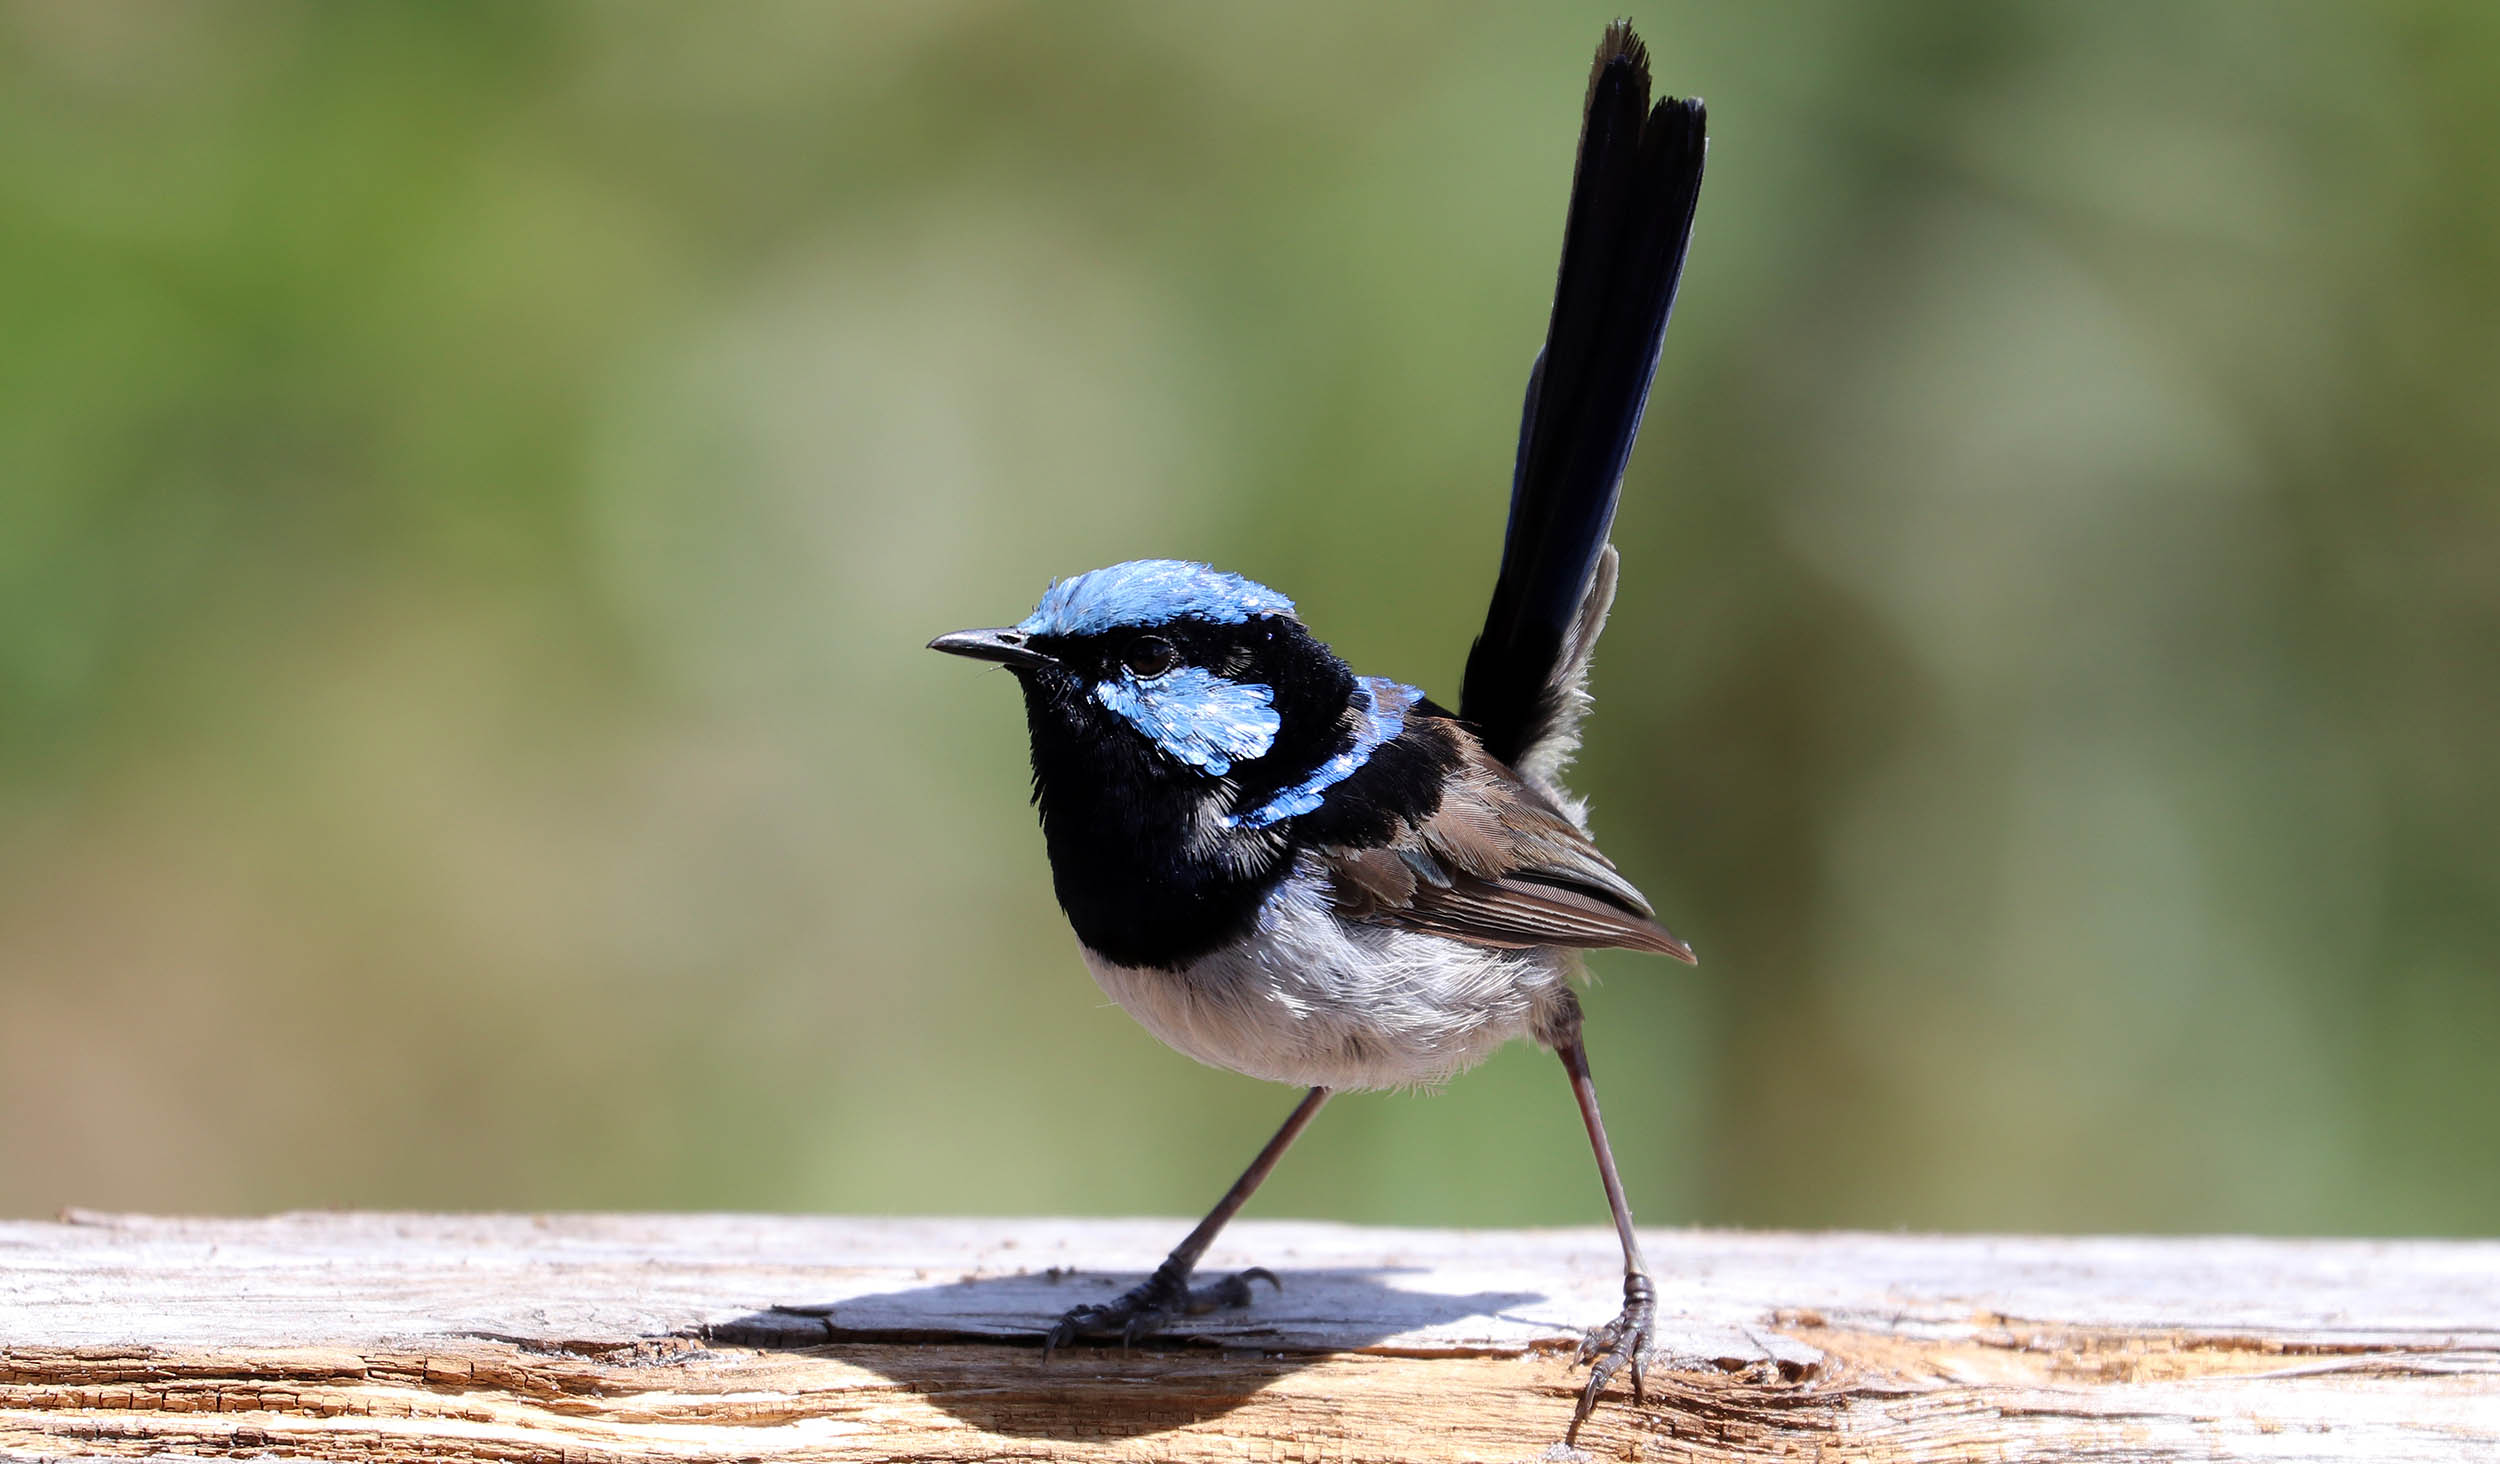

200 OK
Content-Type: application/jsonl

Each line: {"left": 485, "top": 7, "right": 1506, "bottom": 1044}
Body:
{"left": 935, "top": 559, "right": 1386, "bottom": 963}
{"left": 930, "top": 560, "right": 1358, "bottom": 802}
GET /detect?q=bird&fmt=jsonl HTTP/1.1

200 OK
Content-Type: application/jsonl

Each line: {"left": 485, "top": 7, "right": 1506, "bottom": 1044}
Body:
{"left": 929, "top": 21, "right": 1704, "bottom": 1444}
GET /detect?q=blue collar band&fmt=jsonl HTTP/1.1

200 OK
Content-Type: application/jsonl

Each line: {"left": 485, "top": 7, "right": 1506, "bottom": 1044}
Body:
{"left": 1227, "top": 677, "right": 1420, "bottom": 831}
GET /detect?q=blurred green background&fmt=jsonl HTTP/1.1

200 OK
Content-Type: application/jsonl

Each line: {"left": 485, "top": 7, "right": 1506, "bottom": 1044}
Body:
{"left": 3, "top": 1, "right": 2495, "bottom": 1237}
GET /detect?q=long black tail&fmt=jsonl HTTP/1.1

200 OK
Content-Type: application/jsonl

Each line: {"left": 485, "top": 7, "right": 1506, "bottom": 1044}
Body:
{"left": 1460, "top": 23, "right": 1705, "bottom": 769}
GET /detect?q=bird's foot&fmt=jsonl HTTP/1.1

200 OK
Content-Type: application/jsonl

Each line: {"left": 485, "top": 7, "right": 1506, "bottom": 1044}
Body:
{"left": 1042, "top": 1261, "right": 1279, "bottom": 1358}
{"left": 1566, "top": 1271, "right": 1656, "bottom": 1445}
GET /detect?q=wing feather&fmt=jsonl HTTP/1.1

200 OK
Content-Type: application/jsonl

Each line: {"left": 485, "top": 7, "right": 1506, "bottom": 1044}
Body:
{"left": 1317, "top": 719, "right": 1695, "bottom": 963}
{"left": 1395, "top": 874, "right": 1695, "bottom": 959}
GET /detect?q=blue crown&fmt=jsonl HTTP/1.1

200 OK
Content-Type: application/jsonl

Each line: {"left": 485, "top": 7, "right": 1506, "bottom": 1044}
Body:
{"left": 1017, "top": 559, "right": 1297, "bottom": 638}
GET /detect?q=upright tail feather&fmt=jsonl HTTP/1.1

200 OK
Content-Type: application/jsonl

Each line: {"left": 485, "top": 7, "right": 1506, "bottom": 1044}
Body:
{"left": 1460, "top": 22, "right": 1705, "bottom": 778}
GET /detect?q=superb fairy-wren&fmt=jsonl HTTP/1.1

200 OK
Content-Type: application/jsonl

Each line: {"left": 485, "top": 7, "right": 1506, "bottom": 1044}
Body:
{"left": 931, "top": 22, "right": 1705, "bottom": 1443}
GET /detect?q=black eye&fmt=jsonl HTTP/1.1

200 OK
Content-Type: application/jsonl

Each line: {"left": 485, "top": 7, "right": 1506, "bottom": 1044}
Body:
{"left": 1123, "top": 635, "right": 1178, "bottom": 678}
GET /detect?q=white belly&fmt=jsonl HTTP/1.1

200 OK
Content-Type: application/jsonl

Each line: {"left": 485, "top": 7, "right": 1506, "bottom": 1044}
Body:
{"left": 1079, "top": 866, "right": 1576, "bottom": 1091}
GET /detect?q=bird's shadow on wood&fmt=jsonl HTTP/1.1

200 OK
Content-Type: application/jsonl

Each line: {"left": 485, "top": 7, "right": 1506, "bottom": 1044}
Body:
{"left": 706, "top": 1267, "right": 1543, "bottom": 1440}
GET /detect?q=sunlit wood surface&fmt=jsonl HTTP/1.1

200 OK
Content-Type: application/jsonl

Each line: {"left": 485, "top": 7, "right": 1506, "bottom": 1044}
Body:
{"left": 4, "top": 1212, "right": 2495, "bottom": 1461}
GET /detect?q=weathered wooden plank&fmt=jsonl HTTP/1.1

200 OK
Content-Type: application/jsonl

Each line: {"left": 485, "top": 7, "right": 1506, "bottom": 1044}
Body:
{"left": 3, "top": 1212, "right": 2495, "bottom": 1461}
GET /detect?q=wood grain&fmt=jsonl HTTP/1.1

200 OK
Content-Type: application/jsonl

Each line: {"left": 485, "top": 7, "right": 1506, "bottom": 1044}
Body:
{"left": 3, "top": 1212, "right": 2495, "bottom": 1461}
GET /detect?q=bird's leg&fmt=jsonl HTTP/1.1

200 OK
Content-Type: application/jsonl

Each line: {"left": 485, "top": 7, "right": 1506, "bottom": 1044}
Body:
{"left": 1043, "top": 1085, "right": 1330, "bottom": 1356}
{"left": 1558, "top": 1034, "right": 1655, "bottom": 1445}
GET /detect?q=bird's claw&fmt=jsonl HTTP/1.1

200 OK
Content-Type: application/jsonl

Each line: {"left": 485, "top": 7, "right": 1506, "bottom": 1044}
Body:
{"left": 1566, "top": 1272, "right": 1656, "bottom": 1445}
{"left": 1041, "top": 1264, "right": 1280, "bottom": 1360}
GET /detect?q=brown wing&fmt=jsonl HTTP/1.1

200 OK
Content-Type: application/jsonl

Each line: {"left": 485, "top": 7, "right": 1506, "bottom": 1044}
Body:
{"left": 1325, "top": 729, "right": 1696, "bottom": 963}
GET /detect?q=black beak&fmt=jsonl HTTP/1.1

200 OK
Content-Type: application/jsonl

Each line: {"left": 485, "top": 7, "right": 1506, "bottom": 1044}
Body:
{"left": 928, "top": 626, "right": 1056, "bottom": 670}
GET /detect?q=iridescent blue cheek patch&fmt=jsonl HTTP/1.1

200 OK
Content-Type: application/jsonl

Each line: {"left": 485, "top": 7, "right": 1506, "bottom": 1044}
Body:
{"left": 1092, "top": 667, "right": 1281, "bottom": 776}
